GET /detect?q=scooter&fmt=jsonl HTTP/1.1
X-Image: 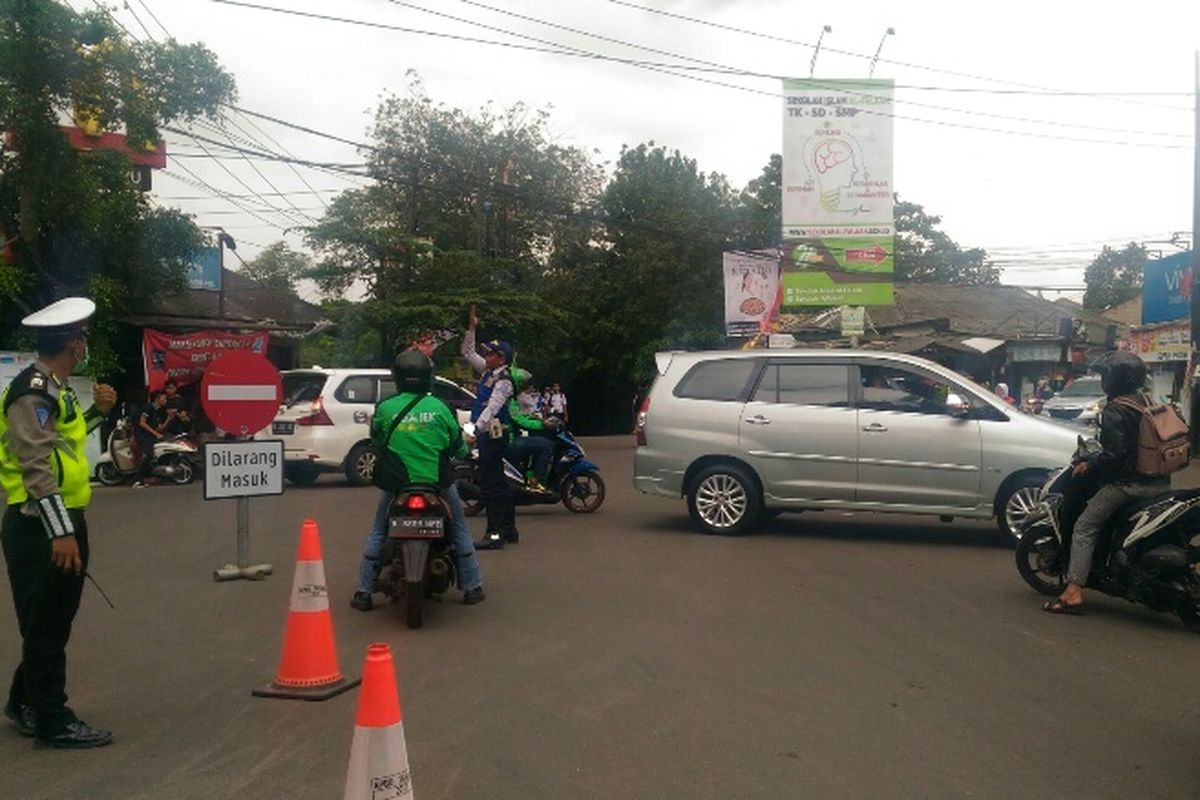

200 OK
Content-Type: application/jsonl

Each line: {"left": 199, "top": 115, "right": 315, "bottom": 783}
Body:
{"left": 94, "top": 417, "right": 200, "bottom": 486}
{"left": 455, "top": 425, "right": 605, "bottom": 515}
{"left": 375, "top": 486, "right": 457, "bottom": 629}
{"left": 1014, "top": 435, "right": 1200, "bottom": 632}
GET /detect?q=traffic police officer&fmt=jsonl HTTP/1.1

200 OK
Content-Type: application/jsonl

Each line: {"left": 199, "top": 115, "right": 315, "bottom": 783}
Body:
{"left": 1, "top": 298, "right": 116, "bottom": 748}
{"left": 461, "top": 307, "right": 517, "bottom": 550}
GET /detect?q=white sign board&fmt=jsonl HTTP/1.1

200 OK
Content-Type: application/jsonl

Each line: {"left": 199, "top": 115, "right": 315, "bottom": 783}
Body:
{"left": 723, "top": 251, "right": 780, "bottom": 336}
{"left": 203, "top": 440, "right": 284, "bottom": 500}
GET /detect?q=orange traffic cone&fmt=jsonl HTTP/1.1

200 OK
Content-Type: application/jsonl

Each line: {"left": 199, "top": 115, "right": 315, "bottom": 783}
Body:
{"left": 343, "top": 643, "right": 413, "bottom": 800}
{"left": 253, "top": 519, "right": 360, "bottom": 700}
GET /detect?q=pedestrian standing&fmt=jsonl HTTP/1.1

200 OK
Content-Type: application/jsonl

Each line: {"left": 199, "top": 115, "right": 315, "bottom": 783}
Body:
{"left": 0, "top": 298, "right": 116, "bottom": 748}
{"left": 547, "top": 383, "right": 568, "bottom": 424}
{"left": 460, "top": 306, "right": 517, "bottom": 550}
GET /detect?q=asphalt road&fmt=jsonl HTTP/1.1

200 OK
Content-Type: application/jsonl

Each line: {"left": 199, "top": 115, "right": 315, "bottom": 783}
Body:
{"left": 1, "top": 437, "right": 1198, "bottom": 799}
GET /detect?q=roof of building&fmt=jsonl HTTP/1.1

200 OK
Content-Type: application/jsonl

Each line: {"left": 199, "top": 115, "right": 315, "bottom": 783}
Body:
{"left": 780, "top": 283, "right": 1129, "bottom": 344}
{"left": 125, "top": 268, "right": 326, "bottom": 334}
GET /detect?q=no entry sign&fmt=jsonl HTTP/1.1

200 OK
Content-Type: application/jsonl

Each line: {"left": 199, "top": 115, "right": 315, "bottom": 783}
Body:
{"left": 201, "top": 350, "right": 283, "bottom": 436}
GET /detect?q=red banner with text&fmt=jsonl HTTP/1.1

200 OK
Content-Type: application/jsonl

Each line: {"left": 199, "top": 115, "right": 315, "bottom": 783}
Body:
{"left": 142, "top": 329, "right": 269, "bottom": 392}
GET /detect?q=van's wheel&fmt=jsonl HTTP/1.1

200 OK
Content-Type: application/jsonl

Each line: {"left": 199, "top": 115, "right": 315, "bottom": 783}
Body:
{"left": 404, "top": 581, "right": 424, "bottom": 629}
{"left": 687, "top": 463, "right": 761, "bottom": 536}
{"left": 346, "top": 442, "right": 376, "bottom": 486}
{"left": 997, "top": 474, "right": 1047, "bottom": 545}
{"left": 285, "top": 463, "right": 321, "bottom": 486}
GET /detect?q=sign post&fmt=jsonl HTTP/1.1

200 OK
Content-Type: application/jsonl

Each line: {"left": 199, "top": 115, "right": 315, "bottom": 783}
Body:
{"left": 200, "top": 350, "right": 284, "bottom": 583}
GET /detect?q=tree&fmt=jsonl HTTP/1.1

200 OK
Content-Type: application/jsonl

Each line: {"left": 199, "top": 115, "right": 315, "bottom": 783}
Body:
{"left": 1083, "top": 242, "right": 1147, "bottom": 310}
{"left": 0, "top": 0, "right": 235, "bottom": 373}
{"left": 733, "top": 153, "right": 781, "bottom": 251}
{"left": 240, "top": 241, "right": 310, "bottom": 292}
{"left": 893, "top": 199, "right": 998, "bottom": 284}
{"left": 306, "top": 78, "right": 597, "bottom": 361}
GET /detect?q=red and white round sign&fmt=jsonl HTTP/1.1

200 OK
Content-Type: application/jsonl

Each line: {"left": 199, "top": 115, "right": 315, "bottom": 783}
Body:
{"left": 200, "top": 350, "right": 283, "bottom": 437}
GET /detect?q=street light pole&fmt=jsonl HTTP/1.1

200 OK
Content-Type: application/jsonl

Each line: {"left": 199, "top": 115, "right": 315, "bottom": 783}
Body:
{"left": 809, "top": 25, "right": 832, "bottom": 78}
{"left": 869, "top": 28, "right": 896, "bottom": 78}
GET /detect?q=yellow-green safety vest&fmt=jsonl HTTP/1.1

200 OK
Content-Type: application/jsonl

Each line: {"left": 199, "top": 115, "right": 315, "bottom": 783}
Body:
{"left": 0, "top": 378, "right": 92, "bottom": 509}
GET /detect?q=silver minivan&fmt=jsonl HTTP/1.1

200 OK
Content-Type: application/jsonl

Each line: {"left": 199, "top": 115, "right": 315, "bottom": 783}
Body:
{"left": 633, "top": 350, "right": 1080, "bottom": 542}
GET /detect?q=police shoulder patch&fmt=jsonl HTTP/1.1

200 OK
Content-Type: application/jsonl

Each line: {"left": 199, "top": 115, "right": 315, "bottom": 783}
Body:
{"left": 35, "top": 404, "right": 52, "bottom": 429}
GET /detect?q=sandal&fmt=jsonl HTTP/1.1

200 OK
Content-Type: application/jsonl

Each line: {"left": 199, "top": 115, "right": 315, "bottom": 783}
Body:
{"left": 1042, "top": 598, "right": 1084, "bottom": 616}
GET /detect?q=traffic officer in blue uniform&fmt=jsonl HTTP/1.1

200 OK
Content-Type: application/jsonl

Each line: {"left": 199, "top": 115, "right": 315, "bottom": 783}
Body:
{"left": 1, "top": 298, "right": 116, "bottom": 748}
{"left": 461, "top": 307, "right": 517, "bottom": 550}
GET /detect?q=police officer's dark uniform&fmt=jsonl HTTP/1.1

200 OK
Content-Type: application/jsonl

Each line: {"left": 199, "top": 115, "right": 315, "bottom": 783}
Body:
{"left": 461, "top": 327, "right": 517, "bottom": 550}
{"left": 0, "top": 298, "right": 114, "bottom": 748}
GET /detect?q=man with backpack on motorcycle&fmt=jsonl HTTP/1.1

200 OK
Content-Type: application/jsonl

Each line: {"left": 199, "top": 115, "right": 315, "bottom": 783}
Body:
{"left": 1044, "top": 351, "right": 1167, "bottom": 615}
{"left": 350, "top": 350, "right": 485, "bottom": 610}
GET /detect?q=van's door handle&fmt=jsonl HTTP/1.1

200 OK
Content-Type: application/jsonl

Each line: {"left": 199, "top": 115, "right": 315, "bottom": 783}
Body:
{"left": 862, "top": 422, "right": 888, "bottom": 432}
{"left": 744, "top": 415, "right": 771, "bottom": 425}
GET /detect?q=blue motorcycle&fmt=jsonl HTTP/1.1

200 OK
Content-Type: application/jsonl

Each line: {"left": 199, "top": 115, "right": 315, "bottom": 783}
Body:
{"left": 456, "top": 428, "right": 605, "bottom": 514}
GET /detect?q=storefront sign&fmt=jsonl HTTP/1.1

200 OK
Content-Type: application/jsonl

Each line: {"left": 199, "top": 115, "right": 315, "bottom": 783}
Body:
{"left": 186, "top": 246, "right": 222, "bottom": 291}
{"left": 142, "top": 329, "right": 269, "bottom": 392}
{"left": 1009, "top": 341, "right": 1062, "bottom": 363}
{"left": 1121, "top": 322, "right": 1191, "bottom": 363}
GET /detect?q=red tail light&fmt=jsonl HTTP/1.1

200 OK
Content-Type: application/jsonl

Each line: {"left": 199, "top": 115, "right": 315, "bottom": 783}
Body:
{"left": 296, "top": 396, "right": 334, "bottom": 426}
{"left": 405, "top": 494, "right": 428, "bottom": 512}
{"left": 635, "top": 394, "right": 651, "bottom": 447}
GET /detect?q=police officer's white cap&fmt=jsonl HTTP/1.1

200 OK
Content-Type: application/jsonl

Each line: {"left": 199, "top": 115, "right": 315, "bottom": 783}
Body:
{"left": 21, "top": 297, "right": 96, "bottom": 329}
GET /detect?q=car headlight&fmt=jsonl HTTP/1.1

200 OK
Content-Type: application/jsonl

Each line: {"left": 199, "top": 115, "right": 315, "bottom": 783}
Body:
{"left": 1084, "top": 401, "right": 1100, "bottom": 413}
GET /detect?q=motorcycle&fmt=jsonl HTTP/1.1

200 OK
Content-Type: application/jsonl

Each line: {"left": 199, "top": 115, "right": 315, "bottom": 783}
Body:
{"left": 455, "top": 425, "right": 605, "bottom": 515}
{"left": 375, "top": 486, "right": 457, "bottom": 629}
{"left": 1014, "top": 436, "right": 1200, "bottom": 632}
{"left": 93, "top": 416, "right": 200, "bottom": 486}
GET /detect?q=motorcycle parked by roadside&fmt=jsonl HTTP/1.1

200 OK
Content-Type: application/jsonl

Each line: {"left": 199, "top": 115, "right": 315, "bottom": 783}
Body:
{"left": 1014, "top": 436, "right": 1200, "bottom": 632}
{"left": 374, "top": 486, "right": 457, "bottom": 629}
{"left": 93, "top": 416, "right": 200, "bottom": 486}
{"left": 454, "top": 424, "right": 605, "bottom": 515}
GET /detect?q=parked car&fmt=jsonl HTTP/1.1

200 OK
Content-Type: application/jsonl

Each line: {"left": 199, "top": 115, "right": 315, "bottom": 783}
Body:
{"left": 1040, "top": 375, "right": 1105, "bottom": 425}
{"left": 269, "top": 368, "right": 475, "bottom": 486}
{"left": 633, "top": 350, "right": 1080, "bottom": 542}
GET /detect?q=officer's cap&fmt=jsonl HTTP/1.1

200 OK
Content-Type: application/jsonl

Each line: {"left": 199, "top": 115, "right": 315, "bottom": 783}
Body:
{"left": 22, "top": 297, "right": 95, "bottom": 337}
{"left": 481, "top": 339, "right": 513, "bottom": 364}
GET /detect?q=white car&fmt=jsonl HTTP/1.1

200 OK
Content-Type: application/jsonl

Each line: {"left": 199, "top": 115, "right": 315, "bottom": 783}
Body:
{"left": 269, "top": 367, "right": 475, "bottom": 486}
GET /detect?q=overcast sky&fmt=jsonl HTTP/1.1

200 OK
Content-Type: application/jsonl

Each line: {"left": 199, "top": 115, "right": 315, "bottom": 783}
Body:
{"left": 96, "top": 0, "right": 1199, "bottom": 299}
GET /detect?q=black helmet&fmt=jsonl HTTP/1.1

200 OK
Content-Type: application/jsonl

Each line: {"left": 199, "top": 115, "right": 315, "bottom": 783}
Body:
{"left": 392, "top": 349, "right": 433, "bottom": 394}
{"left": 1095, "top": 350, "right": 1148, "bottom": 399}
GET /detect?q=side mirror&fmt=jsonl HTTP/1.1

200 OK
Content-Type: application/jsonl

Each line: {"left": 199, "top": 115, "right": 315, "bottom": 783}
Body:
{"left": 945, "top": 393, "right": 970, "bottom": 417}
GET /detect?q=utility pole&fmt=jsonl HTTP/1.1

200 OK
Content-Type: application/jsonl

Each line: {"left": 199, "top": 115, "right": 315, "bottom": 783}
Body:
{"left": 1189, "top": 52, "right": 1199, "bottom": 441}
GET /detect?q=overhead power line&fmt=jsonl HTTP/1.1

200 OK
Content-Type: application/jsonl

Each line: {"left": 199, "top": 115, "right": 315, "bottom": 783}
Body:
{"left": 600, "top": 0, "right": 1195, "bottom": 114}
{"left": 208, "top": 0, "right": 1191, "bottom": 150}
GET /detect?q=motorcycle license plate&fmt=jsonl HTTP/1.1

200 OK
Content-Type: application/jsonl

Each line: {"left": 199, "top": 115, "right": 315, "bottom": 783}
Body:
{"left": 272, "top": 421, "right": 294, "bottom": 435}
{"left": 389, "top": 515, "right": 444, "bottom": 539}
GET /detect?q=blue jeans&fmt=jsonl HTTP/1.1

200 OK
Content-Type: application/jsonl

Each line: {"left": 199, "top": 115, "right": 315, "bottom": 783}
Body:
{"left": 356, "top": 485, "right": 482, "bottom": 594}
{"left": 507, "top": 434, "right": 553, "bottom": 482}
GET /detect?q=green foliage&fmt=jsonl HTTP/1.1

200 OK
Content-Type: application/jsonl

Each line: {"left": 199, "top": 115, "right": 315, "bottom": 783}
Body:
{"left": 240, "top": 240, "right": 311, "bottom": 292}
{"left": 1083, "top": 242, "right": 1146, "bottom": 310}
{"left": 894, "top": 199, "right": 998, "bottom": 285}
{"left": 0, "top": 0, "right": 235, "bottom": 378}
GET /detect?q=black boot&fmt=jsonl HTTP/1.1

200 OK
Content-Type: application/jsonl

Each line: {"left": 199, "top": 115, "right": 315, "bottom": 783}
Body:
{"left": 475, "top": 531, "right": 505, "bottom": 550}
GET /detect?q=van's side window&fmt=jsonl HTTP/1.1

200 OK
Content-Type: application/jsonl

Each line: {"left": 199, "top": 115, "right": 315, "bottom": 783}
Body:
{"left": 337, "top": 375, "right": 377, "bottom": 404}
{"left": 754, "top": 364, "right": 850, "bottom": 407}
{"left": 674, "top": 360, "right": 758, "bottom": 402}
{"left": 860, "top": 365, "right": 951, "bottom": 414}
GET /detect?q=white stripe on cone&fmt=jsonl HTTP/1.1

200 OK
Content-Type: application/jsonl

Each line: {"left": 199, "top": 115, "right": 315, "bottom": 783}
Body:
{"left": 343, "top": 722, "right": 413, "bottom": 800}
{"left": 289, "top": 560, "right": 330, "bottom": 613}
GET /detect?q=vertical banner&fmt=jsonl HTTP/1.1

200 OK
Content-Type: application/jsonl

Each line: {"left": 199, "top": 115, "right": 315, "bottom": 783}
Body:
{"left": 781, "top": 79, "right": 895, "bottom": 307}
{"left": 723, "top": 251, "right": 781, "bottom": 336}
{"left": 142, "top": 329, "right": 269, "bottom": 392}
